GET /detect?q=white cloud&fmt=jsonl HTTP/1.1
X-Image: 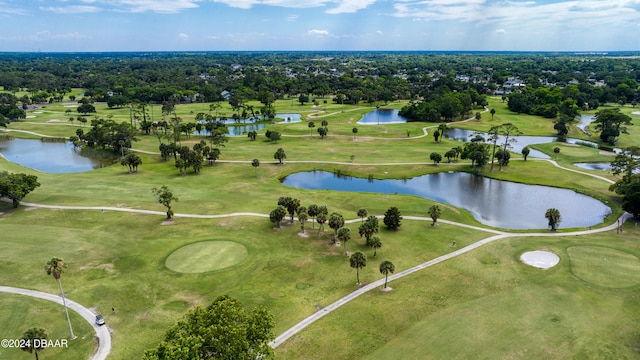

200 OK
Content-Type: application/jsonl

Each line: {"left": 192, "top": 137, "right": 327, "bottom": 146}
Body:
{"left": 308, "top": 29, "right": 330, "bottom": 36}
{"left": 178, "top": 33, "right": 189, "bottom": 39}
{"left": 39, "top": 5, "right": 101, "bottom": 14}
{"left": 286, "top": 14, "right": 298, "bottom": 21}
{"left": 495, "top": 29, "right": 505, "bottom": 34}
{"left": 0, "top": 2, "right": 28, "bottom": 16}
{"left": 211, "top": 0, "right": 378, "bottom": 12}
{"left": 325, "top": 0, "right": 376, "bottom": 13}
{"left": 376, "top": 30, "right": 383, "bottom": 35}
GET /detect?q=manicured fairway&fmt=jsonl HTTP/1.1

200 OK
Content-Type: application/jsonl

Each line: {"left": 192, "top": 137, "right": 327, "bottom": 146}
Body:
{"left": 165, "top": 240, "right": 249, "bottom": 273}
{"left": 567, "top": 246, "right": 640, "bottom": 288}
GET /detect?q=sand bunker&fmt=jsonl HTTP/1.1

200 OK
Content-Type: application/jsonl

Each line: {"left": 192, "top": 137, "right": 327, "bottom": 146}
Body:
{"left": 631, "top": 111, "right": 640, "bottom": 115}
{"left": 26, "top": 115, "right": 36, "bottom": 119}
{"left": 520, "top": 250, "right": 560, "bottom": 269}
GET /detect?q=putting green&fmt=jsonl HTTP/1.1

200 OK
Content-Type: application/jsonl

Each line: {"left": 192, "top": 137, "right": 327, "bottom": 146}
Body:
{"left": 567, "top": 246, "right": 640, "bottom": 288}
{"left": 165, "top": 241, "right": 248, "bottom": 273}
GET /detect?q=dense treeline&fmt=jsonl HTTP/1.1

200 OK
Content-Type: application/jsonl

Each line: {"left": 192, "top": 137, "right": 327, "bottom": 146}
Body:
{"left": 0, "top": 52, "right": 638, "bottom": 112}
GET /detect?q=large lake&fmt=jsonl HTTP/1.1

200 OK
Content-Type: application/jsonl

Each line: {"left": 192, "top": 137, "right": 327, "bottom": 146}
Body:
{"left": 282, "top": 171, "right": 610, "bottom": 230}
{"left": 0, "top": 138, "right": 107, "bottom": 173}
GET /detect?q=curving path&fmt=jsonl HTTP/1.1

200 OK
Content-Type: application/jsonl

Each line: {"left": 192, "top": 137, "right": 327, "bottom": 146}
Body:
{"left": 0, "top": 286, "right": 111, "bottom": 360}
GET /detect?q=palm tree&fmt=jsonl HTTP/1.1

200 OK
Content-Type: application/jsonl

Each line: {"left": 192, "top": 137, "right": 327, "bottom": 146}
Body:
{"left": 316, "top": 213, "right": 327, "bottom": 234}
{"left": 20, "top": 327, "right": 47, "bottom": 360}
{"left": 337, "top": 227, "right": 351, "bottom": 255}
{"left": 359, "top": 215, "right": 379, "bottom": 242}
{"left": 490, "top": 108, "right": 496, "bottom": 120}
{"left": 44, "top": 257, "right": 75, "bottom": 339}
{"left": 251, "top": 158, "right": 260, "bottom": 177}
{"left": 350, "top": 252, "right": 367, "bottom": 285}
{"left": 352, "top": 127, "right": 358, "bottom": 140}
{"left": 367, "top": 235, "right": 382, "bottom": 258}
{"left": 308, "top": 121, "right": 315, "bottom": 136}
{"left": 307, "top": 204, "right": 319, "bottom": 229}
{"left": 298, "top": 212, "right": 308, "bottom": 234}
{"left": 428, "top": 205, "right": 441, "bottom": 226}
{"left": 545, "top": 208, "right": 562, "bottom": 231}
{"left": 357, "top": 208, "right": 368, "bottom": 223}
{"left": 437, "top": 123, "right": 448, "bottom": 142}
{"left": 379, "top": 260, "right": 395, "bottom": 289}
{"left": 328, "top": 212, "right": 345, "bottom": 241}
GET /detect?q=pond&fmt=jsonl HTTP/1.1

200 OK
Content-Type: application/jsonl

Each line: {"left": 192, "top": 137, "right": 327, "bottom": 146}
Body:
{"left": 0, "top": 138, "right": 108, "bottom": 173}
{"left": 574, "top": 163, "right": 612, "bottom": 171}
{"left": 281, "top": 171, "right": 610, "bottom": 230}
{"left": 357, "top": 109, "right": 408, "bottom": 125}
{"left": 196, "top": 113, "right": 302, "bottom": 136}
{"left": 443, "top": 128, "right": 601, "bottom": 159}
{"left": 577, "top": 114, "right": 595, "bottom": 133}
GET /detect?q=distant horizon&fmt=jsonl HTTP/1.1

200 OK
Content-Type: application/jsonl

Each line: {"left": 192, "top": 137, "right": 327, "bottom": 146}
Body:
{"left": 0, "top": 50, "right": 639, "bottom": 55}
{"left": 1, "top": 1, "right": 639, "bottom": 53}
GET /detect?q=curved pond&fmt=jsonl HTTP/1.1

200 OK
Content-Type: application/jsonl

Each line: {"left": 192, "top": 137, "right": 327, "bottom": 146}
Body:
{"left": 443, "top": 128, "right": 602, "bottom": 159}
{"left": 577, "top": 114, "right": 595, "bottom": 133}
{"left": 357, "top": 109, "right": 408, "bottom": 125}
{"left": 0, "top": 138, "right": 108, "bottom": 173}
{"left": 282, "top": 171, "right": 610, "bottom": 230}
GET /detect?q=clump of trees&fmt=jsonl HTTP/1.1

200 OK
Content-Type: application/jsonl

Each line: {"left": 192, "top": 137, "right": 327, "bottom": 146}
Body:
{"left": 0, "top": 171, "right": 40, "bottom": 208}
{"left": 593, "top": 108, "right": 633, "bottom": 145}
{"left": 144, "top": 295, "right": 275, "bottom": 360}
{"left": 75, "top": 118, "right": 138, "bottom": 154}
{"left": 399, "top": 89, "right": 486, "bottom": 122}
{"left": 609, "top": 146, "right": 640, "bottom": 219}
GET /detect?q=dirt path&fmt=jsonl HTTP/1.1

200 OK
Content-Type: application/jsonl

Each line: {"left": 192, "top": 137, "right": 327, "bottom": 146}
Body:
{"left": 0, "top": 286, "right": 111, "bottom": 360}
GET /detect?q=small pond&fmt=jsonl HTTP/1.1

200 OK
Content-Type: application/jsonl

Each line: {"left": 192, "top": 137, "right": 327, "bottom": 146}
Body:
{"left": 0, "top": 138, "right": 109, "bottom": 173}
{"left": 196, "top": 113, "right": 302, "bottom": 136}
{"left": 357, "top": 109, "right": 408, "bottom": 125}
{"left": 282, "top": 171, "right": 610, "bottom": 230}
{"left": 574, "top": 163, "right": 612, "bottom": 171}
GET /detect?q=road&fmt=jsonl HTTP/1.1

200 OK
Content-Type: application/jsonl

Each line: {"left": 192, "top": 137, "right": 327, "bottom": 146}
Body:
{"left": 0, "top": 286, "right": 111, "bottom": 360}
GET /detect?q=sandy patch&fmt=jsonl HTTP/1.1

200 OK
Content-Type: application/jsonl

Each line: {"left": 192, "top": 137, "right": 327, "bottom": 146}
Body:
{"left": 632, "top": 111, "right": 640, "bottom": 115}
{"left": 380, "top": 286, "right": 393, "bottom": 292}
{"left": 26, "top": 115, "right": 36, "bottom": 119}
{"left": 599, "top": 151, "right": 617, "bottom": 156}
{"left": 298, "top": 232, "right": 310, "bottom": 238}
{"left": 161, "top": 219, "right": 175, "bottom": 225}
{"left": 64, "top": 105, "right": 78, "bottom": 108}
{"left": 520, "top": 250, "right": 560, "bottom": 269}
{"left": 33, "top": 111, "right": 43, "bottom": 114}
{"left": 47, "top": 119, "right": 64, "bottom": 123}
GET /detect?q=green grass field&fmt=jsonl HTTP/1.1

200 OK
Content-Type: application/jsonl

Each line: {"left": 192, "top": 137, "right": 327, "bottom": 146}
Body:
{"left": 1, "top": 95, "right": 639, "bottom": 359}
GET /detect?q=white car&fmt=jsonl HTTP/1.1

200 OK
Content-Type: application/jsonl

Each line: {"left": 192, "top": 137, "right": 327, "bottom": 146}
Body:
{"left": 95, "top": 315, "right": 105, "bottom": 326}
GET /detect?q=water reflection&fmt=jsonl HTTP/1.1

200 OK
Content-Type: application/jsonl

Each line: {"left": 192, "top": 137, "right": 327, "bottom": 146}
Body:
{"left": 0, "top": 138, "right": 108, "bottom": 173}
{"left": 357, "top": 109, "right": 408, "bottom": 125}
{"left": 282, "top": 171, "right": 610, "bottom": 230}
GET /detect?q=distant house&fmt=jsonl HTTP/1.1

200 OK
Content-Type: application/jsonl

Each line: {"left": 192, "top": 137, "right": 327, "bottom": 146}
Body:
{"left": 220, "top": 90, "right": 232, "bottom": 101}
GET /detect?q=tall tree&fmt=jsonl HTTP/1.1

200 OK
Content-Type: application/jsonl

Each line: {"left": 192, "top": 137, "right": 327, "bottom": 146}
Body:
{"left": 499, "top": 123, "right": 521, "bottom": 171}
{"left": 359, "top": 215, "right": 379, "bottom": 242}
{"left": 337, "top": 227, "right": 351, "bottom": 255}
{"left": 44, "top": 257, "right": 75, "bottom": 339}
{"left": 593, "top": 108, "right": 633, "bottom": 145}
{"left": 151, "top": 185, "right": 178, "bottom": 220}
{"left": 367, "top": 235, "right": 382, "bottom": 258}
{"left": 143, "top": 295, "right": 274, "bottom": 360}
{"left": 307, "top": 204, "right": 319, "bottom": 229}
{"left": 298, "top": 211, "right": 308, "bottom": 234}
{"left": 521, "top": 146, "right": 530, "bottom": 161}
{"left": 545, "top": 208, "right": 562, "bottom": 231}
{"left": 352, "top": 127, "right": 358, "bottom": 140}
{"left": 316, "top": 213, "right": 327, "bottom": 234}
{"left": 383, "top": 207, "right": 402, "bottom": 230}
{"left": 490, "top": 108, "right": 496, "bottom": 120}
{"left": 274, "top": 148, "right": 287, "bottom": 164}
{"left": 252, "top": 158, "right": 260, "bottom": 177}
{"left": 328, "top": 212, "right": 345, "bottom": 241}
{"left": 357, "top": 208, "right": 368, "bottom": 223}
{"left": 349, "top": 252, "right": 367, "bottom": 285}
{"left": 308, "top": 121, "right": 315, "bottom": 136}
{"left": 428, "top": 205, "right": 441, "bottom": 226}
{"left": 269, "top": 205, "right": 287, "bottom": 228}
{"left": 20, "top": 327, "right": 47, "bottom": 360}
{"left": 430, "top": 152, "right": 442, "bottom": 165}
{"left": 379, "top": 260, "right": 395, "bottom": 289}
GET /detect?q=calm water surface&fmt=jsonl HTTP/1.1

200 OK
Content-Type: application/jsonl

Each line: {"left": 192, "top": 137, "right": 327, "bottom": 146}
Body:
{"left": 0, "top": 138, "right": 107, "bottom": 173}
{"left": 357, "top": 109, "right": 408, "bottom": 125}
{"left": 282, "top": 171, "right": 610, "bottom": 230}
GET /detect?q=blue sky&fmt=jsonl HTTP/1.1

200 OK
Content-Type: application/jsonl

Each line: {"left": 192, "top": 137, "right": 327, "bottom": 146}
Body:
{"left": 1, "top": 0, "right": 639, "bottom": 52}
